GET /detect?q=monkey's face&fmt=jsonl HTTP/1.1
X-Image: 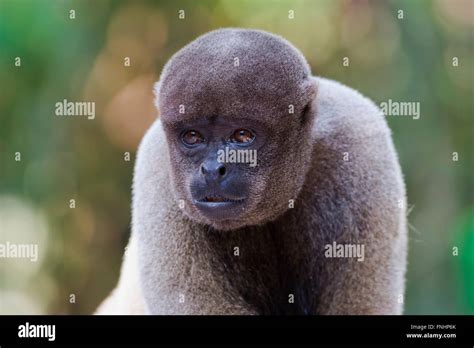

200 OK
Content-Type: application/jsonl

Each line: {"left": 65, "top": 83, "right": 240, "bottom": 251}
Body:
{"left": 156, "top": 28, "right": 317, "bottom": 230}
{"left": 162, "top": 108, "right": 314, "bottom": 231}
{"left": 164, "top": 117, "right": 263, "bottom": 225}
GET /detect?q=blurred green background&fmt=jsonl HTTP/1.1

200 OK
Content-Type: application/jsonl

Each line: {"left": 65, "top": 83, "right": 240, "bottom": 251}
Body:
{"left": 0, "top": 0, "right": 472, "bottom": 314}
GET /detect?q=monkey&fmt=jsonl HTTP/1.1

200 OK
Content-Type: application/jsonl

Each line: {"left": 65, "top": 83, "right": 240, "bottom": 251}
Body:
{"left": 96, "top": 28, "right": 407, "bottom": 315}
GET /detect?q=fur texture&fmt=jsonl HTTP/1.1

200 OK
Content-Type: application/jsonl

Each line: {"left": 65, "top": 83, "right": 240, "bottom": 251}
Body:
{"left": 157, "top": 28, "right": 317, "bottom": 231}
{"left": 96, "top": 29, "right": 407, "bottom": 315}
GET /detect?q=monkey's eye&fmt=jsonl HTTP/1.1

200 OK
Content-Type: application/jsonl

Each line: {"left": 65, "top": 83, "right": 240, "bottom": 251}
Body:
{"left": 181, "top": 130, "right": 204, "bottom": 146}
{"left": 230, "top": 129, "right": 255, "bottom": 144}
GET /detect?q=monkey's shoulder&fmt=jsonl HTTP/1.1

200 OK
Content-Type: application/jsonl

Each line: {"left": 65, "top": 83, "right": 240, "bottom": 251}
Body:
{"left": 311, "top": 77, "right": 390, "bottom": 145}
{"left": 301, "top": 77, "right": 405, "bottom": 240}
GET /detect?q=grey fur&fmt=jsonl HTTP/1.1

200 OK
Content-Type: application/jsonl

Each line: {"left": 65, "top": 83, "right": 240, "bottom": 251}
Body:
{"left": 96, "top": 29, "right": 407, "bottom": 315}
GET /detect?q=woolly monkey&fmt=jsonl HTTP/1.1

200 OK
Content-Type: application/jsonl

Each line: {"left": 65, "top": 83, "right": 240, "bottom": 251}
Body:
{"left": 96, "top": 28, "right": 407, "bottom": 315}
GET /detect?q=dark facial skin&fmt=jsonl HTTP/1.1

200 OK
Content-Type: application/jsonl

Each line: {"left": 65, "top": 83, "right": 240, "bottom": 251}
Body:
{"left": 167, "top": 116, "right": 268, "bottom": 221}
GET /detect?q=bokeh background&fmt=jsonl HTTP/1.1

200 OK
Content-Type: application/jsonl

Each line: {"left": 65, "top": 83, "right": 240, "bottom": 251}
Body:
{"left": 0, "top": 0, "right": 472, "bottom": 314}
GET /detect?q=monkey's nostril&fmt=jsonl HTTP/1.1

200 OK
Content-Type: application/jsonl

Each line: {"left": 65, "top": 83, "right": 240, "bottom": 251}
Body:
{"left": 201, "top": 163, "right": 226, "bottom": 178}
{"left": 218, "top": 165, "right": 226, "bottom": 176}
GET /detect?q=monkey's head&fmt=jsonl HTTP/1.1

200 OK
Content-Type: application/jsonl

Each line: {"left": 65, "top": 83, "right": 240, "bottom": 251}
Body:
{"left": 155, "top": 29, "right": 317, "bottom": 231}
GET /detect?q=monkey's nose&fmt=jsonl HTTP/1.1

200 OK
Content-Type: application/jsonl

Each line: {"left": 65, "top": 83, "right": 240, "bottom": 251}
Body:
{"left": 200, "top": 161, "right": 227, "bottom": 182}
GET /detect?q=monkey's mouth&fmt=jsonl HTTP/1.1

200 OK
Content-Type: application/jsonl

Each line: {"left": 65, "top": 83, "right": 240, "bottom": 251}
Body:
{"left": 200, "top": 196, "right": 244, "bottom": 203}
{"left": 194, "top": 195, "right": 246, "bottom": 220}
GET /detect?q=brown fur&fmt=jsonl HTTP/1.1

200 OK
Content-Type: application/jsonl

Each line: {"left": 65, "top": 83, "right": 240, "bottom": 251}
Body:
{"left": 96, "top": 29, "right": 407, "bottom": 315}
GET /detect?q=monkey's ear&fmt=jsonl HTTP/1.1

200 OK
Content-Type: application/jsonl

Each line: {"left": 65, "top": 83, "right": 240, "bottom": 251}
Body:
{"left": 300, "top": 78, "right": 318, "bottom": 125}
{"left": 153, "top": 81, "right": 161, "bottom": 110}
{"left": 302, "top": 77, "right": 318, "bottom": 103}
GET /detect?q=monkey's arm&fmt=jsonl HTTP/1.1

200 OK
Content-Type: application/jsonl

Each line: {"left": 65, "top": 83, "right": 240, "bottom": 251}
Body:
{"left": 96, "top": 121, "right": 257, "bottom": 315}
{"left": 309, "top": 77, "right": 407, "bottom": 314}
{"left": 315, "top": 219, "right": 407, "bottom": 315}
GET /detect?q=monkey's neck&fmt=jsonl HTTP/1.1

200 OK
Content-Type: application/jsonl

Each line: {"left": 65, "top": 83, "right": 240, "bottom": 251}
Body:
{"left": 195, "top": 209, "right": 315, "bottom": 314}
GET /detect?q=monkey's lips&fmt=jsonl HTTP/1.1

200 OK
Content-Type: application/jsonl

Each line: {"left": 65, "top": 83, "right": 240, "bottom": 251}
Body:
{"left": 200, "top": 196, "right": 243, "bottom": 203}
{"left": 194, "top": 195, "right": 246, "bottom": 220}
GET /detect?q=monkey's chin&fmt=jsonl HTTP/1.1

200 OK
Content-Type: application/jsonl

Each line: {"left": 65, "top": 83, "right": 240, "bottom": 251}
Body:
{"left": 193, "top": 199, "right": 246, "bottom": 222}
